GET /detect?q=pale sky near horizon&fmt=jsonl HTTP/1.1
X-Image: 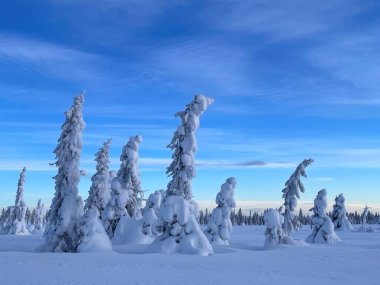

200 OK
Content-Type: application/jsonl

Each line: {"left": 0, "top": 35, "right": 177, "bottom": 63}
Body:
{"left": 0, "top": 0, "right": 379, "bottom": 212}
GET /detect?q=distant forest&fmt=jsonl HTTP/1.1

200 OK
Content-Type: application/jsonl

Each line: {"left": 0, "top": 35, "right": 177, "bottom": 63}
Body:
{"left": 198, "top": 208, "right": 380, "bottom": 226}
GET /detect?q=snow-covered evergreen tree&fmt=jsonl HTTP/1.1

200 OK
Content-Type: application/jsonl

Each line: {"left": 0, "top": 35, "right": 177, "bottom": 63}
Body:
{"left": 85, "top": 139, "right": 112, "bottom": 217}
{"left": 264, "top": 208, "right": 285, "bottom": 248}
{"left": 148, "top": 95, "right": 214, "bottom": 255}
{"left": 204, "top": 177, "right": 236, "bottom": 245}
{"left": 33, "top": 199, "right": 45, "bottom": 232}
{"left": 77, "top": 140, "right": 113, "bottom": 252}
{"left": 9, "top": 167, "right": 30, "bottom": 235}
{"left": 306, "top": 189, "right": 340, "bottom": 244}
{"left": 39, "top": 93, "right": 85, "bottom": 252}
{"left": 142, "top": 190, "right": 165, "bottom": 237}
{"left": 361, "top": 206, "right": 370, "bottom": 227}
{"left": 103, "top": 135, "right": 142, "bottom": 239}
{"left": 331, "top": 194, "right": 353, "bottom": 231}
{"left": 280, "top": 159, "right": 313, "bottom": 236}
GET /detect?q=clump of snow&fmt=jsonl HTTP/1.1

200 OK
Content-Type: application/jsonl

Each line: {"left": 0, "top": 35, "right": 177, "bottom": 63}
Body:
{"left": 77, "top": 208, "right": 112, "bottom": 252}
{"left": 148, "top": 95, "right": 214, "bottom": 256}
{"left": 263, "top": 208, "right": 285, "bottom": 248}
{"left": 331, "top": 194, "right": 353, "bottom": 231}
{"left": 204, "top": 177, "right": 236, "bottom": 245}
{"left": 306, "top": 189, "right": 341, "bottom": 244}
{"left": 280, "top": 159, "right": 313, "bottom": 237}
{"left": 39, "top": 93, "right": 86, "bottom": 252}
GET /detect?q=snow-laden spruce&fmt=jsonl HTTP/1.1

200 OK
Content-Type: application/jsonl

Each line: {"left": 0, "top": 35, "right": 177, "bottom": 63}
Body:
{"left": 8, "top": 167, "right": 30, "bottom": 235}
{"left": 306, "top": 189, "right": 341, "bottom": 244}
{"left": 280, "top": 159, "right": 313, "bottom": 236}
{"left": 331, "top": 194, "right": 353, "bottom": 231}
{"left": 85, "top": 139, "right": 112, "bottom": 218}
{"left": 103, "top": 135, "right": 143, "bottom": 239}
{"left": 33, "top": 199, "right": 45, "bottom": 232}
{"left": 39, "top": 93, "right": 85, "bottom": 252}
{"left": 148, "top": 94, "right": 214, "bottom": 255}
{"left": 357, "top": 206, "right": 373, "bottom": 232}
{"left": 77, "top": 140, "right": 113, "bottom": 252}
{"left": 264, "top": 208, "right": 285, "bottom": 248}
{"left": 142, "top": 190, "right": 165, "bottom": 237}
{"left": 204, "top": 177, "right": 237, "bottom": 245}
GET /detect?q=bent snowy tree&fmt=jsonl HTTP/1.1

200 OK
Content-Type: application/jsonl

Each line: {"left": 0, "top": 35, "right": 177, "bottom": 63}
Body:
{"left": 280, "top": 159, "right": 313, "bottom": 236}
{"left": 39, "top": 93, "right": 86, "bottom": 252}
{"left": 148, "top": 94, "right": 214, "bottom": 255}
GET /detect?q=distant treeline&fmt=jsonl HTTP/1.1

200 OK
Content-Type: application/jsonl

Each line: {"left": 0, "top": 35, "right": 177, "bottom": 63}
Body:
{"left": 199, "top": 208, "right": 380, "bottom": 226}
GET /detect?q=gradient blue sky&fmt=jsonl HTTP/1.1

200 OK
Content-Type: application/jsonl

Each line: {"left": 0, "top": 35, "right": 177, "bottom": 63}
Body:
{"left": 0, "top": 0, "right": 380, "bottom": 212}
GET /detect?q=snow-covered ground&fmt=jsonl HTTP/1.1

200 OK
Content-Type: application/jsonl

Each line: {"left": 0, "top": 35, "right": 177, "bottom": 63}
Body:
{"left": 0, "top": 225, "right": 379, "bottom": 285}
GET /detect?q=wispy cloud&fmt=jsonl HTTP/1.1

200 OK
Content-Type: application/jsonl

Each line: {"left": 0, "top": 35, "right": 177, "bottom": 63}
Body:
{"left": 0, "top": 34, "right": 106, "bottom": 82}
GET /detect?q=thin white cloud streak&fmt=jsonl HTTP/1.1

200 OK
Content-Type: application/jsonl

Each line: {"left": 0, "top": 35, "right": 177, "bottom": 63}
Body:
{"left": 0, "top": 34, "right": 106, "bottom": 82}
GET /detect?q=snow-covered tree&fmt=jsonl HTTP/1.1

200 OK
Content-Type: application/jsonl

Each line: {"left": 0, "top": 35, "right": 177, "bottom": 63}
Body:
{"left": 148, "top": 95, "right": 214, "bottom": 255}
{"left": 306, "top": 189, "right": 340, "bottom": 244}
{"left": 39, "top": 93, "right": 86, "bottom": 252}
{"left": 361, "top": 206, "right": 370, "bottom": 227}
{"left": 85, "top": 139, "right": 112, "bottom": 217}
{"left": 264, "top": 208, "right": 285, "bottom": 248}
{"left": 331, "top": 194, "right": 353, "bottom": 231}
{"left": 33, "top": 199, "right": 45, "bottom": 231}
{"left": 103, "top": 135, "right": 143, "bottom": 238}
{"left": 280, "top": 159, "right": 313, "bottom": 236}
{"left": 77, "top": 140, "right": 113, "bottom": 252}
{"left": 118, "top": 135, "right": 143, "bottom": 219}
{"left": 8, "top": 167, "right": 30, "bottom": 235}
{"left": 204, "top": 177, "right": 236, "bottom": 245}
{"left": 142, "top": 190, "right": 165, "bottom": 237}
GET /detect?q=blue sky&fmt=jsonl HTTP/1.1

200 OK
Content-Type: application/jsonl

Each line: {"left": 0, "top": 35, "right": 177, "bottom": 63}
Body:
{"left": 0, "top": 0, "right": 380, "bottom": 212}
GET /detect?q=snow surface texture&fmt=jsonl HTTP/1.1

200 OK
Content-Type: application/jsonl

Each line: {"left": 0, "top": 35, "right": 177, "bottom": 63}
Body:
{"left": 148, "top": 94, "right": 214, "bottom": 255}
{"left": 281, "top": 159, "right": 313, "bottom": 237}
{"left": 306, "top": 189, "right": 341, "bottom": 244}
{"left": 205, "top": 177, "right": 236, "bottom": 245}
{"left": 78, "top": 140, "right": 113, "bottom": 252}
{"left": 264, "top": 208, "right": 285, "bottom": 248}
{"left": 39, "top": 93, "right": 85, "bottom": 252}
{"left": 331, "top": 194, "right": 353, "bottom": 231}
{"left": 103, "top": 135, "right": 143, "bottom": 239}
{"left": 4, "top": 167, "right": 30, "bottom": 235}
{"left": 142, "top": 190, "right": 165, "bottom": 237}
{"left": 1, "top": 226, "right": 379, "bottom": 285}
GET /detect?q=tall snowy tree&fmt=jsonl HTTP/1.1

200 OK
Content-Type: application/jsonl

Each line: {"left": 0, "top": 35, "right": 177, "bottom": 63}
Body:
{"left": 280, "top": 159, "right": 313, "bottom": 236}
{"left": 306, "top": 189, "right": 340, "bottom": 244}
{"left": 148, "top": 94, "right": 214, "bottom": 255}
{"left": 204, "top": 177, "right": 237, "bottom": 245}
{"left": 103, "top": 135, "right": 143, "bottom": 238}
{"left": 77, "top": 140, "right": 113, "bottom": 252}
{"left": 331, "top": 194, "right": 353, "bottom": 231}
{"left": 39, "top": 93, "right": 86, "bottom": 252}
{"left": 263, "top": 208, "right": 285, "bottom": 248}
{"left": 8, "top": 167, "right": 30, "bottom": 235}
